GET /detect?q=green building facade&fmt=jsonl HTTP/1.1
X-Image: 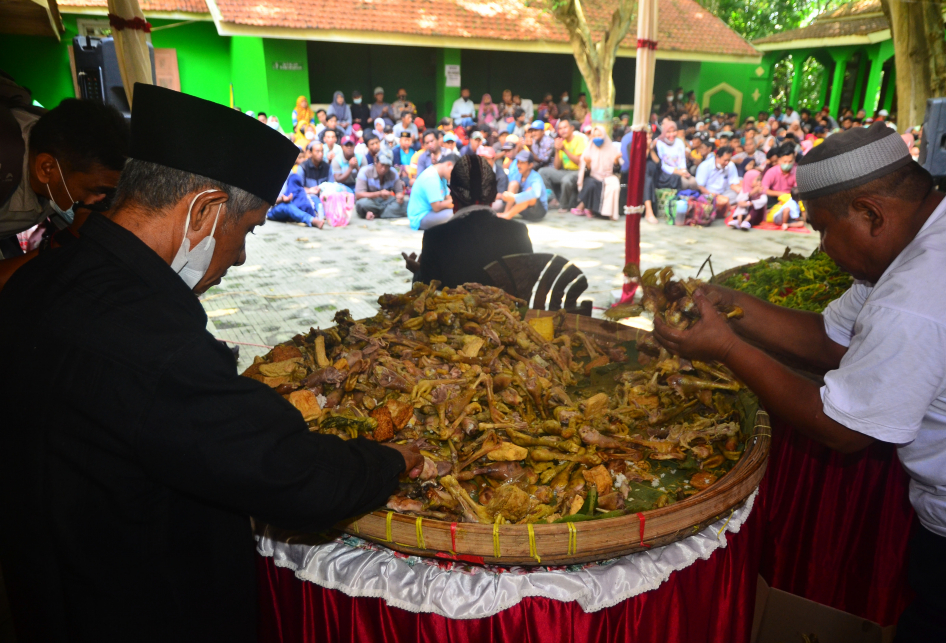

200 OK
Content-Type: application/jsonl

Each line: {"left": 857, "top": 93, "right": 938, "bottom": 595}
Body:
{"left": 2, "top": 5, "right": 772, "bottom": 127}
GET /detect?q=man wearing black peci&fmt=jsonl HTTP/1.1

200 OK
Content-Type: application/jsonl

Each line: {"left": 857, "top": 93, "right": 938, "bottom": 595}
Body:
{"left": 0, "top": 84, "right": 422, "bottom": 642}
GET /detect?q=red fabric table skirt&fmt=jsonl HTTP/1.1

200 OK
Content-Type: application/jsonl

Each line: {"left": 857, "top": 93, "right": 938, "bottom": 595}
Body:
{"left": 257, "top": 417, "right": 914, "bottom": 642}
{"left": 757, "top": 417, "right": 914, "bottom": 626}
{"left": 258, "top": 506, "right": 762, "bottom": 643}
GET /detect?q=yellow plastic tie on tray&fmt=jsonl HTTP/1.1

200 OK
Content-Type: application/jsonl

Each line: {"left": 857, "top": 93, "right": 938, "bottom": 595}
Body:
{"left": 385, "top": 511, "right": 393, "bottom": 542}
{"left": 351, "top": 519, "right": 360, "bottom": 535}
{"left": 415, "top": 517, "right": 426, "bottom": 550}
{"left": 567, "top": 522, "right": 578, "bottom": 556}
{"left": 492, "top": 522, "right": 501, "bottom": 559}
{"left": 716, "top": 508, "right": 735, "bottom": 540}
{"left": 528, "top": 523, "right": 541, "bottom": 564}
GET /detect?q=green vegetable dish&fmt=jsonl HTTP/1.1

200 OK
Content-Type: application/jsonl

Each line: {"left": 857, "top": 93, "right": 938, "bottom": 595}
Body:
{"left": 719, "top": 249, "right": 853, "bottom": 313}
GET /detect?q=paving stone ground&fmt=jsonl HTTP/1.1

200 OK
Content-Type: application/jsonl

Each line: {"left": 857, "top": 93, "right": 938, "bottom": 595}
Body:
{"left": 202, "top": 212, "right": 820, "bottom": 372}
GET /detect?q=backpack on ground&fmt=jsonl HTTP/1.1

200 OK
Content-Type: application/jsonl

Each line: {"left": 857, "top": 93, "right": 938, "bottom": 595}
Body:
{"left": 686, "top": 194, "right": 717, "bottom": 226}
{"left": 322, "top": 191, "right": 353, "bottom": 227}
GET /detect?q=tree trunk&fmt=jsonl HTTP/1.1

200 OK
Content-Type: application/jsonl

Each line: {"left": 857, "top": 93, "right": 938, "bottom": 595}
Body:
{"left": 551, "top": 0, "right": 635, "bottom": 133}
{"left": 880, "top": 0, "right": 946, "bottom": 131}
{"left": 567, "top": 34, "right": 617, "bottom": 131}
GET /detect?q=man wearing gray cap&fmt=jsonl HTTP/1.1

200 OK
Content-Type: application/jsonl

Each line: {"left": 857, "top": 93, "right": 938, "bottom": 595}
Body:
{"left": 354, "top": 149, "right": 407, "bottom": 220}
{"left": 653, "top": 122, "right": 945, "bottom": 642}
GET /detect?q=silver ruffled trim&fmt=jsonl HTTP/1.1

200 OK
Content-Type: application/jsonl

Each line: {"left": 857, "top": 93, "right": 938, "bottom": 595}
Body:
{"left": 256, "top": 490, "right": 757, "bottom": 619}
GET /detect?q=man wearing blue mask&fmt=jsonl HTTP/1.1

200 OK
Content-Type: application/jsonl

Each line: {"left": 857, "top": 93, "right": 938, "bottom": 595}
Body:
{"left": 0, "top": 84, "right": 422, "bottom": 643}
{"left": 0, "top": 98, "right": 128, "bottom": 260}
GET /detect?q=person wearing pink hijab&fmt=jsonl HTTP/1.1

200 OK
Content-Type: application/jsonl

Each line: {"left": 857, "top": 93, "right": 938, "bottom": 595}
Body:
{"left": 478, "top": 94, "right": 500, "bottom": 129}
{"left": 728, "top": 169, "right": 767, "bottom": 230}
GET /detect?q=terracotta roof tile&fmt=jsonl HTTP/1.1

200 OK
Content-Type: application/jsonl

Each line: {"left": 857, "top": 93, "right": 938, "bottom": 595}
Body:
{"left": 753, "top": 0, "right": 887, "bottom": 45}
{"left": 213, "top": 0, "right": 759, "bottom": 57}
{"left": 59, "top": 0, "right": 209, "bottom": 13}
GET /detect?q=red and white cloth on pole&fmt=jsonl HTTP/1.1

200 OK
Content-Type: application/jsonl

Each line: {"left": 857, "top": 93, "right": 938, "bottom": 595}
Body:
{"left": 621, "top": 0, "right": 658, "bottom": 303}
{"left": 106, "top": 0, "right": 153, "bottom": 109}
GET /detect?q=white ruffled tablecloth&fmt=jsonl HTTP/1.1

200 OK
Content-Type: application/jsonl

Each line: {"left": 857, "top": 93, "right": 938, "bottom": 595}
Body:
{"left": 255, "top": 489, "right": 757, "bottom": 620}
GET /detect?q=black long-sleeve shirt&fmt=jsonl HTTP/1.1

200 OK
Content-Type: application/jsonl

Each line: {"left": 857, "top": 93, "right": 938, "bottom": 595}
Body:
{"left": 0, "top": 213, "right": 404, "bottom": 642}
{"left": 416, "top": 207, "right": 533, "bottom": 289}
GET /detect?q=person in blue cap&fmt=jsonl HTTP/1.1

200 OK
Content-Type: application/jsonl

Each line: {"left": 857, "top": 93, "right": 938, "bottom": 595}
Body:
{"left": 526, "top": 120, "right": 554, "bottom": 169}
{"left": 499, "top": 150, "right": 547, "bottom": 221}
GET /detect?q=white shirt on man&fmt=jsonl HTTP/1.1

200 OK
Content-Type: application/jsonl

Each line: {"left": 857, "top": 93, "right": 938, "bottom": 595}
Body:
{"left": 655, "top": 138, "right": 688, "bottom": 176}
{"left": 450, "top": 97, "right": 476, "bottom": 121}
{"left": 821, "top": 196, "right": 946, "bottom": 537}
{"left": 695, "top": 157, "right": 740, "bottom": 195}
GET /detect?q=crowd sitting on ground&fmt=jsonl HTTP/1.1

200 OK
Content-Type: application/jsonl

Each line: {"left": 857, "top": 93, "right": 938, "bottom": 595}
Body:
{"left": 249, "top": 85, "right": 923, "bottom": 233}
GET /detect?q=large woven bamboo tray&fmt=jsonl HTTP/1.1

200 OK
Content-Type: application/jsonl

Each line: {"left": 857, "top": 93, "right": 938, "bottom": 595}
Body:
{"left": 336, "top": 313, "right": 771, "bottom": 566}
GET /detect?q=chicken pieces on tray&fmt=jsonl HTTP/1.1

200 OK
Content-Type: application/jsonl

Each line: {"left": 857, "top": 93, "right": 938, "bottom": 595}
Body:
{"left": 244, "top": 277, "right": 756, "bottom": 525}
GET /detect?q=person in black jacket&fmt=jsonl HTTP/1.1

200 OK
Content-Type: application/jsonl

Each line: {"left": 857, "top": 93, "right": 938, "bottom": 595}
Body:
{"left": 402, "top": 154, "right": 533, "bottom": 289}
{"left": 0, "top": 84, "right": 422, "bottom": 643}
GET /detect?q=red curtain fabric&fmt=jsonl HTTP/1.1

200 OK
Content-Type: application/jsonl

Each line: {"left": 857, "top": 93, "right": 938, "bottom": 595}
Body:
{"left": 757, "top": 417, "right": 914, "bottom": 626}
{"left": 257, "top": 416, "right": 915, "bottom": 641}
{"left": 258, "top": 507, "right": 762, "bottom": 643}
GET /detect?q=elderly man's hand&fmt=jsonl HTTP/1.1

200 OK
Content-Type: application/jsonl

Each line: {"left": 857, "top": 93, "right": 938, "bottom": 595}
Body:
{"left": 653, "top": 290, "right": 738, "bottom": 363}
{"left": 501, "top": 191, "right": 516, "bottom": 204}
{"left": 379, "top": 189, "right": 391, "bottom": 198}
{"left": 384, "top": 442, "right": 424, "bottom": 478}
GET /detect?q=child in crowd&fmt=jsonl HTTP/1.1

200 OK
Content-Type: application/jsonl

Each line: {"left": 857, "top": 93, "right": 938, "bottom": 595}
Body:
{"left": 769, "top": 188, "right": 806, "bottom": 230}
{"left": 728, "top": 169, "right": 766, "bottom": 231}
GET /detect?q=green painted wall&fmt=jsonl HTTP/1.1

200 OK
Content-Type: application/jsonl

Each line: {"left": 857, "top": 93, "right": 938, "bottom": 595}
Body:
{"left": 230, "top": 36, "right": 268, "bottom": 114}
{"left": 0, "top": 14, "right": 79, "bottom": 108}
{"left": 152, "top": 20, "right": 230, "bottom": 106}
{"left": 697, "top": 61, "right": 770, "bottom": 121}
{"left": 263, "top": 39, "right": 309, "bottom": 127}
{"left": 435, "top": 47, "right": 461, "bottom": 122}
{"left": 0, "top": 15, "right": 233, "bottom": 110}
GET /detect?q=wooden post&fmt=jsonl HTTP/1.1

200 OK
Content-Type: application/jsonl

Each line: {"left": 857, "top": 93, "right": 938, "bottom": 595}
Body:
{"left": 620, "top": 0, "right": 658, "bottom": 304}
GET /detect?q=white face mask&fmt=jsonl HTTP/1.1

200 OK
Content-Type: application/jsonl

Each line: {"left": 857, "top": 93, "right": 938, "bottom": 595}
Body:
{"left": 45, "top": 158, "right": 77, "bottom": 225}
{"left": 305, "top": 131, "right": 315, "bottom": 140}
{"left": 169, "top": 189, "right": 223, "bottom": 290}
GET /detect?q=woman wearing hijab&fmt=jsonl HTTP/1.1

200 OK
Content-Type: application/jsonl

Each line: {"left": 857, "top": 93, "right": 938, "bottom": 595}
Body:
{"left": 478, "top": 94, "right": 500, "bottom": 130}
{"left": 575, "top": 125, "right": 621, "bottom": 220}
{"left": 328, "top": 91, "right": 353, "bottom": 135}
{"left": 293, "top": 123, "right": 317, "bottom": 149}
{"left": 292, "top": 96, "right": 315, "bottom": 133}
{"left": 728, "top": 168, "right": 766, "bottom": 230}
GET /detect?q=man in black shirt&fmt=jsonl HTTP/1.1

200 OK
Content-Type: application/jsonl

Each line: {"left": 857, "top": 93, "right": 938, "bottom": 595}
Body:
{"left": 350, "top": 90, "right": 371, "bottom": 130}
{"left": 0, "top": 84, "right": 421, "bottom": 642}
{"left": 403, "top": 154, "right": 532, "bottom": 288}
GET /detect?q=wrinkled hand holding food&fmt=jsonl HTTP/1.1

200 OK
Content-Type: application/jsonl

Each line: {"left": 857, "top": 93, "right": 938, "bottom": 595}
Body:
{"left": 605, "top": 265, "right": 743, "bottom": 329}
{"left": 240, "top": 281, "right": 750, "bottom": 524}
